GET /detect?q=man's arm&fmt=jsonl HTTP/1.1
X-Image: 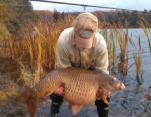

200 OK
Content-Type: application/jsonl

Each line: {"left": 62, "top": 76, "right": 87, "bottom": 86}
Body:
{"left": 95, "top": 35, "right": 110, "bottom": 98}
{"left": 55, "top": 31, "right": 72, "bottom": 69}
{"left": 95, "top": 48, "right": 109, "bottom": 74}
{"left": 54, "top": 31, "right": 72, "bottom": 95}
{"left": 95, "top": 34, "right": 109, "bottom": 74}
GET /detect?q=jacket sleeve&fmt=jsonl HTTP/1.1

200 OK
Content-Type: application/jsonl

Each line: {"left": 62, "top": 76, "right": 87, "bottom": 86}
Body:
{"left": 55, "top": 31, "right": 72, "bottom": 69}
{"left": 95, "top": 35, "right": 109, "bottom": 74}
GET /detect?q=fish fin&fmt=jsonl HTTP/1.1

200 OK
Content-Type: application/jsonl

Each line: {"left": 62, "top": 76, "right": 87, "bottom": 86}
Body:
{"left": 103, "top": 99, "right": 109, "bottom": 104}
{"left": 102, "top": 96, "right": 109, "bottom": 104}
{"left": 69, "top": 104, "right": 82, "bottom": 116}
{"left": 16, "top": 87, "right": 37, "bottom": 117}
{"left": 27, "top": 97, "right": 37, "bottom": 117}
{"left": 96, "top": 94, "right": 109, "bottom": 104}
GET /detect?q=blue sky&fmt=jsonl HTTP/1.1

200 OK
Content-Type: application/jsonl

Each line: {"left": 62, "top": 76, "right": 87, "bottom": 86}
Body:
{"left": 31, "top": 0, "right": 151, "bottom": 12}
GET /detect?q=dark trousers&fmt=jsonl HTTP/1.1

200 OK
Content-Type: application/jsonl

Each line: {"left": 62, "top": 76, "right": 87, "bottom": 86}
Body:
{"left": 95, "top": 99, "right": 109, "bottom": 117}
{"left": 50, "top": 93, "right": 64, "bottom": 115}
{"left": 50, "top": 93, "right": 109, "bottom": 117}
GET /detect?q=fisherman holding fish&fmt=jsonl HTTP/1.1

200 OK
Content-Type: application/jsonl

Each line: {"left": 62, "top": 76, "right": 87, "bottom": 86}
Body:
{"left": 50, "top": 12, "right": 110, "bottom": 117}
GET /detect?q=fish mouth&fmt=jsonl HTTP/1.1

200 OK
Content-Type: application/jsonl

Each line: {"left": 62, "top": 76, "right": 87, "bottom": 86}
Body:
{"left": 114, "top": 82, "right": 125, "bottom": 90}
{"left": 119, "top": 83, "right": 125, "bottom": 90}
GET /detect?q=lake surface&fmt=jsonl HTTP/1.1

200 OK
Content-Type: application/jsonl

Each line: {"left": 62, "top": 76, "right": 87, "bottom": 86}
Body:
{"left": 101, "top": 28, "right": 151, "bottom": 88}
{"left": 117, "top": 28, "right": 151, "bottom": 89}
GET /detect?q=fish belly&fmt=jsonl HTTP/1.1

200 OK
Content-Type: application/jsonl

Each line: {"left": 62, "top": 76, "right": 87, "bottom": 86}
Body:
{"left": 64, "top": 78, "right": 98, "bottom": 105}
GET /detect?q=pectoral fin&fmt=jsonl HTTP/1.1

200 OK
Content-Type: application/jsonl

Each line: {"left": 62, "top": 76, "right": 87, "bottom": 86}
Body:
{"left": 27, "top": 97, "right": 37, "bottom": 117}
{"left": 102, "top": 96, "right": 109, "bottom": 104}
{"left": 96, "top": 89, "right": 110, "bottom": 104}
{"left": 69, "top": 104, "right": 82, "bottom": 116}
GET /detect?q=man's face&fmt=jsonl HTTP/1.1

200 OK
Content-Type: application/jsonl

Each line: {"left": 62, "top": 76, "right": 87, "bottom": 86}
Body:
{"left": 74, "top": 29, "right": 95, "bottom": 49}
{"left": 79, "top": 29, "right": 94, "bottom": 39}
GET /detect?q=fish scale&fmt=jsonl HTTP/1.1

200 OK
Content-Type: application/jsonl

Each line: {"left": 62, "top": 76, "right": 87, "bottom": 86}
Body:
{"left": 64, "top": 73, "right": 99, "bottom": 105}
{"left": 17, "top": 67, "right": 125, "bottom": 117}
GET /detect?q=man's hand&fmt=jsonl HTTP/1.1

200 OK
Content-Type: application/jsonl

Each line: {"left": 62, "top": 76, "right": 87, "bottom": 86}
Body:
{"left": 54, "top": 87, "right": 65, "bottom": 96}
{"left": 103, "top": 90, "right": 110, "bottom": 97}
{"left": 45, "top": 87, "right": 65, "bottom": 96}
{"left": 96, "top": 89, "right": 110, "bottom": 100}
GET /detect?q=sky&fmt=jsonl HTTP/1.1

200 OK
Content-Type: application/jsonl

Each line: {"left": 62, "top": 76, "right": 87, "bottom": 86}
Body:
{"left": 31, "top": 0, "right": 151, "bottom": 12}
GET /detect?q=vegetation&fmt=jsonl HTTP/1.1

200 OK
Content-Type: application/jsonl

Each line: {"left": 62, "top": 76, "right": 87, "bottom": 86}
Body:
{"left": 45, "top": 10, "right": 151, "bottom": 28}
{"left": 93, "top": 10, "right": 151, "bottom": 28}
{"left": 0, "top": 0, "right": 36, "bottom": 40}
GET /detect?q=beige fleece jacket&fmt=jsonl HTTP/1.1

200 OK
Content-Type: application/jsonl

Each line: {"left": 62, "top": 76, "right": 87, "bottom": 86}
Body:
{"left": 55, "top": 27, "right": 109, "bottom": 74}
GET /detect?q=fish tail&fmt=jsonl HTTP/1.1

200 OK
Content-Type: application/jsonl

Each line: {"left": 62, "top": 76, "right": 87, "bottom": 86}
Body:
{"left": 27, "top": 97, "right": 37, "bottom": 117}
{"left": 16, "top": 87, "right": 37, "bottom": 117}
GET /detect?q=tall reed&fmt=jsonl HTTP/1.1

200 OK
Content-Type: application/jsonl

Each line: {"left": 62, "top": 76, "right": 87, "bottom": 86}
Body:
{"left": 102, "top": 28, "right": 117, "bottom": 74}
{"left": 18, "top": 15, "right": 74, "bottom": 85}
{"left": 114, "top": 28, "right": 129, "bottom": 76}
{"left": 139, "top": 19, "right": 151, "bottom": 54}
{"left": 134, "top": 53, "right": 142, "bottom": 85}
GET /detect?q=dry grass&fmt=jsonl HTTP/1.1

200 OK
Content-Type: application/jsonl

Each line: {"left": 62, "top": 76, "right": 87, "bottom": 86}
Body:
{"left": 0, "top": 77, "right": 19, "bottom": 104}
{"left": 132, "top": 35, "right": 143, "bottom": 84}
{"left": 18, "top": 15, "right": 74, "bottom": 86}
{"left": 102, "top": 28, "right": 117, "bottom": 74}
{"left": 134, "top": 53, "right": 142, "bottom": 84}
{"left": 113, "top": 28, "right": 129, "bottom": 76}
{"left": 0, "top": 15, "right": 74, "bottom": 103}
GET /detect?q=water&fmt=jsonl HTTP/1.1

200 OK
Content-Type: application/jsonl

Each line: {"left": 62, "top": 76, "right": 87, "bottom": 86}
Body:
{"left": 105, "top": 28, "right": 151, "bottom": 117}
{"left": 129, "top": 29, "right": 151, "bottom": 89}
{"left": 102, "top": 28, "right": 151, "bottom": 88}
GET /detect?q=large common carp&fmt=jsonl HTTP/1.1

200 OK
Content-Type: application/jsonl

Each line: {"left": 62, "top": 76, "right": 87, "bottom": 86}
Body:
{"left": 17, "top": 67, "right": 125, "bottom": 117}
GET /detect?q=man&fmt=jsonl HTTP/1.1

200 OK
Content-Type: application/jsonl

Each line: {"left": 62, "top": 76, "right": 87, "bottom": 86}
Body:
{"left": 50, "top": 12, "right": 109, "bottom": 117}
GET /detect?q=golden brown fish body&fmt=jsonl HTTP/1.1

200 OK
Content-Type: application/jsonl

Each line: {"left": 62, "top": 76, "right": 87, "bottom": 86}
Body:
{"left": 18, "top": 68, "right": 125, "bottom": 117}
